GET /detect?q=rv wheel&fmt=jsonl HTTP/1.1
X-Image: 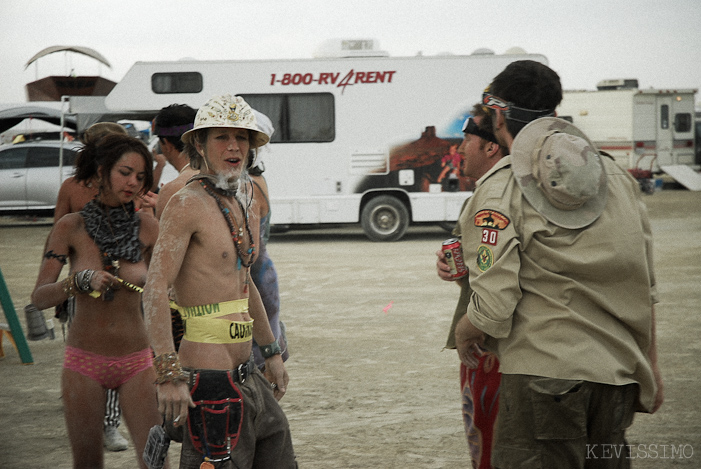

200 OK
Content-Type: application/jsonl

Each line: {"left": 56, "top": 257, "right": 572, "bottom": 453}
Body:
{"left": 361, "top": 195, "right": 409, "bottom": 242}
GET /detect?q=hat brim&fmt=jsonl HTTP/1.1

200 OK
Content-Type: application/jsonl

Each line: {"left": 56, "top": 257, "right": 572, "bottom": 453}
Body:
{"left": 511, "top": 117, "right": 608, "bottom": 230}
{"left": 181, "top": 126, "right": 270, "bottom": 149}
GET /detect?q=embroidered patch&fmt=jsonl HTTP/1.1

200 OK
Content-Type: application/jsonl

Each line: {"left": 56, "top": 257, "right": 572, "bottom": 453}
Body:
{"left": 477, "top": 245, "right": 494, "bottom": 272}
{"left": 474, "top": 210, "right": 510, "bottom": 230}
{"left": 481, "top": 228, "right": 498, "bottom": 246}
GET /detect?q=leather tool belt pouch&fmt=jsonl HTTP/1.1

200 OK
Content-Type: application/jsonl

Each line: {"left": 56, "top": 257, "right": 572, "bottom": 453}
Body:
{"left": 187, "top": 369, "right": 245, "bottom": 459}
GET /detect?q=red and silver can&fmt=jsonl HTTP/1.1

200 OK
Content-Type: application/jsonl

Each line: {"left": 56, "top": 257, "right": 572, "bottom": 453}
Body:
{"left": 442, "top": 238, "right": 468, "bottom": 279}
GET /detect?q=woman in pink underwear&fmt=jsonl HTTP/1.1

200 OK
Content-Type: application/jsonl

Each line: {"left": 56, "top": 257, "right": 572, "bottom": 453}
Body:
{"left": 32, "top": 133, "right": 167, "bottom": 468}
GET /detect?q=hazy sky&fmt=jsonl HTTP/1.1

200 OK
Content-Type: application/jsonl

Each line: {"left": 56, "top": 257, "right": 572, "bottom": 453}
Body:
{"left": 1, "top": 0, "right": 700, "bottom": 105}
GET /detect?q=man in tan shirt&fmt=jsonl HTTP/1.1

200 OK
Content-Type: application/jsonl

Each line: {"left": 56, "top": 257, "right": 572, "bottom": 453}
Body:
{"left": 144, "top": 95, "right": 295, "bottom": 468}
{"left": 454, "top": 61, "right": 663, "bottom": 468}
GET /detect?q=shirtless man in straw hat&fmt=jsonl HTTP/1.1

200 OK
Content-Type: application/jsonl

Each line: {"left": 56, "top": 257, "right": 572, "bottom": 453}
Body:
{"left": 144, "top": 94, "right": 296, "bottom": 468}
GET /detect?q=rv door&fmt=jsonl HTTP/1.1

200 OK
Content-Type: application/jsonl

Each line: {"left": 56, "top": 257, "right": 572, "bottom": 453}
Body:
{"left": 656, "top": 96, "right": 673, "bottom": 166}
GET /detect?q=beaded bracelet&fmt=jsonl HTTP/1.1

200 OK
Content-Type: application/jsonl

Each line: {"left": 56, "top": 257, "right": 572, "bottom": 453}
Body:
{"left": 154, "top": 352, "right": 187, "bottom": 385}
{"left": 62, "top": 273, "right": 78, "bottom": 297}
{"left": 75, "top": 269, "right": 95, "bottom": 294}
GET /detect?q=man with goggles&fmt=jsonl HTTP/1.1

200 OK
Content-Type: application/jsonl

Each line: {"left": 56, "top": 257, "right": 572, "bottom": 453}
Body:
{"left": 436, "top": 103, "right": 506, "bottom": 469}
{"left": 461, "top": 116, "right": 499, "bottom": 144}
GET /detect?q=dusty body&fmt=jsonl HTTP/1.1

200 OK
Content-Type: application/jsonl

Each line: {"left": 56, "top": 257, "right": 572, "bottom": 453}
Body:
{"left": 144, "top": 126, "right": 287, "bottom": 425}
{"left": 154, "top": 166, "right": 198, "bottom": 219}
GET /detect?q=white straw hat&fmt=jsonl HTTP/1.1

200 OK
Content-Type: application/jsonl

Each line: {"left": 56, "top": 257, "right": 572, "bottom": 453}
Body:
{"left": 181, "top": 94, "right": 270, "bottom": 148}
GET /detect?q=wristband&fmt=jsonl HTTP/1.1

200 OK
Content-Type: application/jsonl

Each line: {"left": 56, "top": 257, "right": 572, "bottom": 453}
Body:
{"left": 75, "top": 269, "right": 96, "bottom": 293}
{"left": 153, "top": 352, "right": 187, "bottom": 385}
{"left": 260, "top": 339, "right": 282, "bottom": 359}
{"left": 62, "top": 273, "right": 78, "bottom": 297}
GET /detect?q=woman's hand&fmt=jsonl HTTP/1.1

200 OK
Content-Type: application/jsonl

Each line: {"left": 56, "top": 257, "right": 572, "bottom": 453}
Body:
{"left": 86, "top": 269, "right": 121, "bottom": 295}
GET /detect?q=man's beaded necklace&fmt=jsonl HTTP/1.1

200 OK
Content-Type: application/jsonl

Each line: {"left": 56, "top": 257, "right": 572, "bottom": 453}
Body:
{"left": 196, "top": 177, "right": 256, "bottom": 272}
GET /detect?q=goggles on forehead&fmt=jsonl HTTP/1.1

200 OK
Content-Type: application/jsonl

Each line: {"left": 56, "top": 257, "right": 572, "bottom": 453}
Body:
{"left": 481, "top": 91, "right": 555, "bottom": 124}
{"left": 461, "top": 117, "right": 498, "bottom": 144}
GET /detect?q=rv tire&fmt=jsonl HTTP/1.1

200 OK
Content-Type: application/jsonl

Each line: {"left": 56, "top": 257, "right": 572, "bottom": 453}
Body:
{"left": 361, "top": 195, "right": 409, "bottom": 242}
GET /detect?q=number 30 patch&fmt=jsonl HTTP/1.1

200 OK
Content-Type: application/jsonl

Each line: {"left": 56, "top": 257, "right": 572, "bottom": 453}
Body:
{"left": 481, "top": 228, "right": 498, "bottom": 246}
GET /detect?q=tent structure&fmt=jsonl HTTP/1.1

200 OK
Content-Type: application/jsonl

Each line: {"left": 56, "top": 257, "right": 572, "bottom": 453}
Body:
{"left": 0, "top": 104, "right": 77, "bottom": 135}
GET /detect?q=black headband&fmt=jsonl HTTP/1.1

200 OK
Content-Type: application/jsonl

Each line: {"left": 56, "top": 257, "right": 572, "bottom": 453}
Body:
{"left": 462, "top": 117, "right": 499, "bottom": 144}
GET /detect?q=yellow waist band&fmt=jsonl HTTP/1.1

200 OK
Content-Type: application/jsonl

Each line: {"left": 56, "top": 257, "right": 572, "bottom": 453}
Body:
{"left": 177, "top": 298, "right": 248, "bottom": 321}
{"left": 178, "top": 299, "right": 252, "bottom": 344}
{"left": 184, "top": 317, "right": 254, "bottom": 344}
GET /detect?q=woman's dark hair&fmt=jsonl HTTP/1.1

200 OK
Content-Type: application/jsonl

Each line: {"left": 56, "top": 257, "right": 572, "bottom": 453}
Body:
{"left": 74, "top": 133, "right": 154, "bottom": 195}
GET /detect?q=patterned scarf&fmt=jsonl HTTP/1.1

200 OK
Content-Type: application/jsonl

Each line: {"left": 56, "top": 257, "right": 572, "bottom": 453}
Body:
{"left": 81, "top": 200, "right": 143, "bottom": 263}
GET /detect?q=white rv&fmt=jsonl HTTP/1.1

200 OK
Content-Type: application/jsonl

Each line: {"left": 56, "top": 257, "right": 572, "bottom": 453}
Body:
{"left": 103, "top": 42, "right": 549, "bottom": 240}
{"left": 556, "top": 80, "right": 698, "bottom": 177}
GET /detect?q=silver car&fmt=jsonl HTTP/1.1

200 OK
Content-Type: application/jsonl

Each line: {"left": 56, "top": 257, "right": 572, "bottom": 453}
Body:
{"left": 0, "top": 140, "right": 83, "bottom": 212}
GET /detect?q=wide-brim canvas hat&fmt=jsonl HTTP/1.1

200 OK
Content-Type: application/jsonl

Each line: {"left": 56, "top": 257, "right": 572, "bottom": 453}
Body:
{"left": 511, "top": 117, "right": 608, "bottom": 229}
{"left": 181, "top": 94, "right": 270, "bottom": 148}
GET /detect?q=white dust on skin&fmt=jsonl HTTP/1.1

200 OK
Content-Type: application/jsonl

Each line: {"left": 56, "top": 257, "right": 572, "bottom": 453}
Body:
{"left": 142, "top": 177, "right": 258, "bottom": 336}
{"left": 142, "top": 198, "right": 192, "bottom": 334}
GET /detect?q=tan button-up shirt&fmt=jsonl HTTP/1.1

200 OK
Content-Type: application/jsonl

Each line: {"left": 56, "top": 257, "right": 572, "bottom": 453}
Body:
{"left": 460, "top": 155, "right": 658, "bottom": 412}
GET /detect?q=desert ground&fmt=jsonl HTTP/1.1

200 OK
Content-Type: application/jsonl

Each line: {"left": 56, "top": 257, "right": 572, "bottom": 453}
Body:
{"left": 0, "top": 187, "right": 699, "bottom": 468}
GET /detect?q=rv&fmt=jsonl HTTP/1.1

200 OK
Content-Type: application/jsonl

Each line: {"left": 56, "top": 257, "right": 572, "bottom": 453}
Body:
{"left": 556, "top": 80, "right": 698, "bottom": 177}
{"left": 103, "top": 41, "right": 549, "bottom": 240}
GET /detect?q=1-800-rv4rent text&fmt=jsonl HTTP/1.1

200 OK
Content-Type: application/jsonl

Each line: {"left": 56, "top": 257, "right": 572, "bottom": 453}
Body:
{"left": 103, "top": 42, "right": 549, "bottom": 241}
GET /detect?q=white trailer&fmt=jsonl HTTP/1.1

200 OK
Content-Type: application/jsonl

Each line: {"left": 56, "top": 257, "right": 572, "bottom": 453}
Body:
{"left": 556, "top": 82, "right": 698, "bottom": 179}
{"left": 104, "top": 42, "right": 548, "bottom": 240}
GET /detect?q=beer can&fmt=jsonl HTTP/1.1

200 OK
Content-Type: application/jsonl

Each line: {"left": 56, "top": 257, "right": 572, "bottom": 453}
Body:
{"left": 442, "top": 238, "right": 468, "bottom": 279}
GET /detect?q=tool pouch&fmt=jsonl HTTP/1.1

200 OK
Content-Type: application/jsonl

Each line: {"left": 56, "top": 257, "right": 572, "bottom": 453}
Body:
{"left": 187, "top": 370, "right": 244, "bottom": 458}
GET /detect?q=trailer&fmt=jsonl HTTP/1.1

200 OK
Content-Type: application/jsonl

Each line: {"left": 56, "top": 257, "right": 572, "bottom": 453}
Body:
{"left": 102, "top": 41, "right": 548, "bottom": 240}
{"left": 556, "top": 80, "right": 700, "bottom": 189}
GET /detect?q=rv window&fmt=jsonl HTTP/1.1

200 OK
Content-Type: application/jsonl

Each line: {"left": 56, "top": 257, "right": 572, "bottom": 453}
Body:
{"left": 241, "top": 93, "right": 335, "bottom": 143}
{"left": 660, "top": 105, "right": 669, "bottom": 129}
{"left": 674, "top": 113, "right": 692, "bottom": 133}
{"left": 151, "top": 72, "right": 203, "bottom": 94}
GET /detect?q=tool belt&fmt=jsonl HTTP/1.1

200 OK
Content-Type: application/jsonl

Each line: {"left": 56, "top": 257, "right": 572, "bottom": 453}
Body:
{"left": 184, "top": 361, "right": 254, "bottom": 460}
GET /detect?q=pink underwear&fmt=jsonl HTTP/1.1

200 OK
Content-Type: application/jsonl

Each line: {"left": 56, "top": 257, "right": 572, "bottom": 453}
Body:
{"left": 63, "top": 345, "right": 153, "bottom": 389}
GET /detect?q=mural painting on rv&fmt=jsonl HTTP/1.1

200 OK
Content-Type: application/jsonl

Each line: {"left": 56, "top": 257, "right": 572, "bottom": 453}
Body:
{"left": 355, "top": 111, "right": 477, "bottom": 194}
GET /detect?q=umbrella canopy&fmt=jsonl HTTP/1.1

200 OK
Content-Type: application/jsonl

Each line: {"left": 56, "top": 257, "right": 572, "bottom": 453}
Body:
{"left": 25, "top": 46, "right": 112, "bottom": 70}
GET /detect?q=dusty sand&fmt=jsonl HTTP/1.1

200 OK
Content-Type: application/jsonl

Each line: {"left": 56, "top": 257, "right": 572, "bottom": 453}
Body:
{"left": 0, "top": 187, "right": 699, "bottom": 468}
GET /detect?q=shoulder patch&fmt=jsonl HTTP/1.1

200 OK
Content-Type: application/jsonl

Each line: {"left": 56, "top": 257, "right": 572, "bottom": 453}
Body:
{"left": 477, "top": 246, "right": 494, "bottom": 272}
{"left": 474, "top": 210, "right": 510, "bottom": 230}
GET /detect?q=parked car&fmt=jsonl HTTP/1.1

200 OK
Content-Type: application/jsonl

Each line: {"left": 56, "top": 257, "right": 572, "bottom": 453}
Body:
{"left": 0, "top": 140, "right": 83, "bottom": 213}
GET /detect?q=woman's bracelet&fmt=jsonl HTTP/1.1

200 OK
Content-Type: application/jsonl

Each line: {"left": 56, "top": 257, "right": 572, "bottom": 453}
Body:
{"left": 154, "top": 352, "right": 187, "bottom": 385}
{"left": 62, "top": 273, "right": 78, "bottom": 297}
{"left": 75, "top": 269, "right": 95, "bottom": 294}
